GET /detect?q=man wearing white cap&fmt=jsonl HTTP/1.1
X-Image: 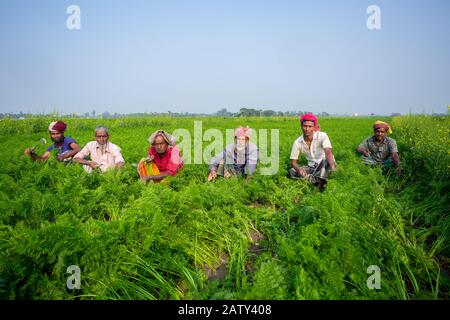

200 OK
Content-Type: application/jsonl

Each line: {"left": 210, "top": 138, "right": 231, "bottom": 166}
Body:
{"left": 24, "top": 121, "right": 81, "bottom": 162}
{"left": 74, "top": 126, "right": 125, "bottom": 173}
{"left": 208, "top": 126, "right": 258, "bottom": 181}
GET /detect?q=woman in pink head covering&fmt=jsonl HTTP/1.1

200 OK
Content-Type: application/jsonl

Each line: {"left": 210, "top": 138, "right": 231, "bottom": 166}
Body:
{"left": 208, "top": 126, "right": 258, "bottom": 181}
{"left": 24, "top": 121, "right": 80, "bottom": 162}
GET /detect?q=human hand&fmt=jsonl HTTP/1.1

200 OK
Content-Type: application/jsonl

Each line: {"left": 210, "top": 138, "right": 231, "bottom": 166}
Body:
{"left": 145, "top": 155, "right": 154, "bottom": 163}
{"left": 24, "top": 148, "right": 34, "bottom": 156}
{"left": 89, "top": 161, "right": 101, "bottom": 169}
{"left": 328, "top": 167, "right": 337, "bottom": 178}
{"left": 297, "top": 167, "right": 307, "bottom": 177}
{"left": 208, "top": 170, "right": 217, "bottom": 181}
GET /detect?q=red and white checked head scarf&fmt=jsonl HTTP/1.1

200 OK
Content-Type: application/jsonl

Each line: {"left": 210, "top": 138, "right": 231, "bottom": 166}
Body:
{"left": 234, "top": 126, "right": 251, "bottom": 139}
{"left": 48, "top": 121, "right": 67, "bottom": 133}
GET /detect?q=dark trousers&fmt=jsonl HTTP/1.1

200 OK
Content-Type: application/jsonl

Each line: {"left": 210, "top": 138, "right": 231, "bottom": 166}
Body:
{"left": 288, "top": 160, "right": 331, "bottom": 183}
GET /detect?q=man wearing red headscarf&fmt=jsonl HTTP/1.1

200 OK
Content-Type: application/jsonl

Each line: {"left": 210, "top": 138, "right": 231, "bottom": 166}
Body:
{"left": 288, "top": 113, "right": 336, "bottom": 191}
{"left": 357, "top": 120, "right": 401, "bottom": 173}
{"left": 24, "top": 121, "right": 80, "bottom": 162}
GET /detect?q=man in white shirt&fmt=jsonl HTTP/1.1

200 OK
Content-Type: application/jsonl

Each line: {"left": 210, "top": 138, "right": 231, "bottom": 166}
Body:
{"left": 288, "top": 114, "right": 336, "bottom": 191}
{"left": 74, "top": 126, "right": 125, "bottom": 173}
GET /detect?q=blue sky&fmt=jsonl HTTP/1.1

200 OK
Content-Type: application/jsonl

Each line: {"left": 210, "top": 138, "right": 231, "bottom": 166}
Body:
{"left": 0, "top": 0, "right": 449, "bottom": 115}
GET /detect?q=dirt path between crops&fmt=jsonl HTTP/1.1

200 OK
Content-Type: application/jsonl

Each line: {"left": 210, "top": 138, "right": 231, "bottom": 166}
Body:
{"left": 203, "top": 228, "right": 267, "bottom": 282}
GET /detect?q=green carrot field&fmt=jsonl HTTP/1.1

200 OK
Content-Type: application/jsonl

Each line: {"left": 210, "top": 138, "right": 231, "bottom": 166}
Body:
{"left": 0, "top": 116, "right": 448, "bottom": 299}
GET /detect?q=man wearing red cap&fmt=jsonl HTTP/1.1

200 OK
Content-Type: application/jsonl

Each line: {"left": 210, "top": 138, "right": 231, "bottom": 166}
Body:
{"left": 357, "top": 120, "right": 401, "bottom": 173}
{"left": 288, "top": 114, "right": 336, "bottom": 191}
{"left": 24, "top": 121, "right": 81, "bottom": 162}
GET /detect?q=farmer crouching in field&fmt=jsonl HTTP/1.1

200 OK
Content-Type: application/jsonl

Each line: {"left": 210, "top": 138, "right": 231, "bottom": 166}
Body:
{"left": 356, "top": 121, "right": 401, "bottom": 175}
{"left": 208, "top": 126, "right": 258, "bottom": 181}
{"left": 24, "top": 121, "right": 81, "bottom": 162}
{"left": 73, "top": 126, "right": 125, "bottom": 173}
{"left": 288, "top": 114, "right": 336, "bottom": 192}
{"left": 138, "top": 130, "right": 183, "bottom": 182}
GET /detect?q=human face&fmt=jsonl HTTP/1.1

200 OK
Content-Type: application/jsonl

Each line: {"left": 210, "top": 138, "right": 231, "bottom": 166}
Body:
{"left": 301, "top": 121, "right": 315, "bottom": 138}
{"left": 49, "top": 131, "right": 64, "bottom": 143}
{"left": 374, "top": 127, "right": 387, "bottom": 142}
{"left": 235, "top": 136, "right": 247, "bottom": 151}
{"left": 236, "top": 136, "right": 247, "bottom": 146}
{"left": 95, "top": 130, "right": 109, "bottom": 145}
{"left": 153, "top": 135, "right": 168, "bottom": 154}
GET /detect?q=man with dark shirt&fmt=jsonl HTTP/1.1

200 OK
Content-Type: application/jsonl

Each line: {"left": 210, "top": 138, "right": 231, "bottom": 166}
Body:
{"left": 24, "top": 121, "right": 80, "bottom": 162}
